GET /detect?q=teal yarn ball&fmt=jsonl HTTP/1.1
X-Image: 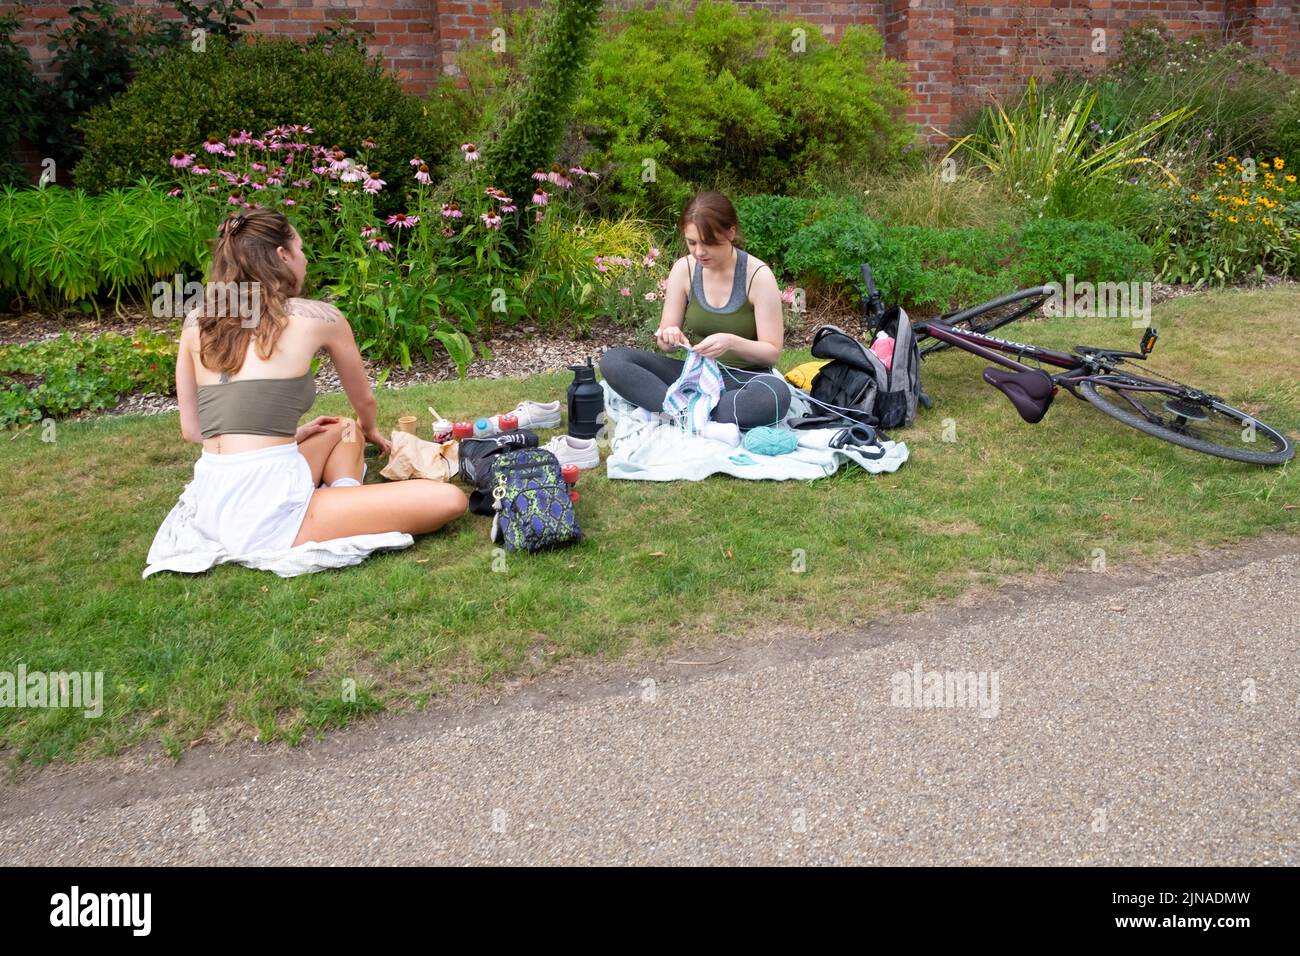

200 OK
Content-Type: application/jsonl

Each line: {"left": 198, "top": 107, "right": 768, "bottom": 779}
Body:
{"left": 742, "top": 425, "right": 799, "bottom": 456}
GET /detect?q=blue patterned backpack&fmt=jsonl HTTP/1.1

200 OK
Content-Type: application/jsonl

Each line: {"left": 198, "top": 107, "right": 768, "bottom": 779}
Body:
{"left": 487, "top": 448, "right": 584, "bottom": 553}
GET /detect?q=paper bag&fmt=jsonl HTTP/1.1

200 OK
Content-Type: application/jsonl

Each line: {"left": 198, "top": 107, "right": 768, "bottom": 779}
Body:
{"left": 379, "top": 431, "right": 460, "bottom": 482}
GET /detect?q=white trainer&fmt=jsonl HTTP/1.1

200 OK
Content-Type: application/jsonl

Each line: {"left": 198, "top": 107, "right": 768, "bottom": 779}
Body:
{"left": 543, "top": 434, "right": 600, "bottom": 469}
{"left": 508, "top": 399, "right": 562, "bottom": 431}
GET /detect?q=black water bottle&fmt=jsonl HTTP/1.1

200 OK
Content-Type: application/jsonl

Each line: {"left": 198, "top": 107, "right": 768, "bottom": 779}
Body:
{"left": 567, "top": 357, "right": 603, "bottom": 439}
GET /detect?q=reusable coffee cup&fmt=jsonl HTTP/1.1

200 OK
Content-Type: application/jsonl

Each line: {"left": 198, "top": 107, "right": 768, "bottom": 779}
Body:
{"left": 397, "top": 415, "right": 418, "bottom": 434}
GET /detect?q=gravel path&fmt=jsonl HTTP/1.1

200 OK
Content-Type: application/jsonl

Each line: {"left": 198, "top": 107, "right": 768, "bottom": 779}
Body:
{"left": 1, "top": 536, "right": 1296, "bottom": 865}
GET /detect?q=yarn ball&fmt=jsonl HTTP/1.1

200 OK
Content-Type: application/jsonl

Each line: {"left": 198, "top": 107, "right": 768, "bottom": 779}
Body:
{"left": 742, "top": 425, "right": 799, "bottom": 456}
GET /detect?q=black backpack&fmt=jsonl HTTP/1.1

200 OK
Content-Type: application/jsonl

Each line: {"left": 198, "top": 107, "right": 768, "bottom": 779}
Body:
{"left": 792, "top": 314, "right": 921, "bottom": 431}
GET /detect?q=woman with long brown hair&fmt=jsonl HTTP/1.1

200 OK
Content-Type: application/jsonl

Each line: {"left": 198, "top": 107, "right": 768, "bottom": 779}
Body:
{"left": 599, "top": 191, "right": 791, "bottom": 434}
{"left": 145, "top": 208, "right": 466, "bottom": 577}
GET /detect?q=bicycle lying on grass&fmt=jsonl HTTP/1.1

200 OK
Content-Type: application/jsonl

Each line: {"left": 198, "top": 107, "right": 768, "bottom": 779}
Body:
{"left": 859, "top": 264, "right": 1295, "bottom": 465}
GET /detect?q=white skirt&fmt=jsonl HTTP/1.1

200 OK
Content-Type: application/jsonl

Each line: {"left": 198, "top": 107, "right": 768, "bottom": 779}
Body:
{"left": 144, "top": 441, "right": 413, "bottom": 578}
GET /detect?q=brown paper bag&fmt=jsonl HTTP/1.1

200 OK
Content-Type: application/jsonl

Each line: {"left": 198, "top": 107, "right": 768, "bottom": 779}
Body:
{"left": 379, "top": 431, "right": 460, "bottom": 482}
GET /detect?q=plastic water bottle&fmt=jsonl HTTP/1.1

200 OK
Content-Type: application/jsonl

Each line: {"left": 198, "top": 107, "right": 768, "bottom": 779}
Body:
{"left": 870, "top": 330, "right": 894, "bottom": 370}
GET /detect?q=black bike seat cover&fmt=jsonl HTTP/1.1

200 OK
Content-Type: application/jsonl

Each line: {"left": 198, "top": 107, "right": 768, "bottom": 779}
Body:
{"left": 982, "top": 366, "right": 1055, "bottom": 424}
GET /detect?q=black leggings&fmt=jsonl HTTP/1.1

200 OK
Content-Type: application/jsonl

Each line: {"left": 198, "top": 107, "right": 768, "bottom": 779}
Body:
{"left": 599, "top": 346, "right": 791, "bottom": 430}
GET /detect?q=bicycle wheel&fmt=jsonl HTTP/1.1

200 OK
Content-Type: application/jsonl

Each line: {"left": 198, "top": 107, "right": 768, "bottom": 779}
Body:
{"left": 1080, "top": 376, "right": 1294, "bottom": 465}
{"left": 919, "top": 286, "right": 1054, "bottom": 356}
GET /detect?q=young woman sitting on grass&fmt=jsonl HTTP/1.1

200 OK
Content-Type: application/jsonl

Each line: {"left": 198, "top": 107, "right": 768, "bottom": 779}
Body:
{"left": 144, "top": 208, "right": 466, "bottom": 577}
{"left": 600, "top": 190, "right": 791, "bottom": 433}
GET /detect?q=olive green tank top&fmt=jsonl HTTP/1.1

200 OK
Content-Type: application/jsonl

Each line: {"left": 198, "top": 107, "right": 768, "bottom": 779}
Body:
{"left": 197, "top": 369, "right": 316, "bottom": 439}
{"left": 683, "top": 247, "right": 771, "bottom": 371}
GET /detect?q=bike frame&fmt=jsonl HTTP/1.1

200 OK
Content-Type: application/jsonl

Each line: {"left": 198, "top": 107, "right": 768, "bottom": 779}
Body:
{"left": 920, "top": 321, "right": 1185, "bottom": 403}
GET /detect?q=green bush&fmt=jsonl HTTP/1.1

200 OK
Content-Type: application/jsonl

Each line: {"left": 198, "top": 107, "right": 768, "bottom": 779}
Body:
{"left": 446, "top": 1, "right": 914, "bottom": 221}
{"left": 735, "top": 193, "right": 1153, "bottom": 314}
{"left": 0, "top": 328, "right": 176, "bottom": 427}
{"left": 74, "top": 36, "right": 452, "bottom": 208}
{"left": 0, "top": 12, "right": 41, "bottom": 188}
{"left": 0, "top": 183, "right": 207, "bottom": 311}
{"left": 1017, "top": 218, "right": 1153, "bottom": 285}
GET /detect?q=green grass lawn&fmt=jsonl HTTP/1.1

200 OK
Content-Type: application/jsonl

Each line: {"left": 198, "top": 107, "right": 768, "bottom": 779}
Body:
{"left": 2, "top": 287, "right": 1297, "bottom": 766}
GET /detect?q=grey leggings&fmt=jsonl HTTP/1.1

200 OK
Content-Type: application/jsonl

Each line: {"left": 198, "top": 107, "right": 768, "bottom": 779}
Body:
{"left": 599, "top": 346, "right": 791, "bottom": 430}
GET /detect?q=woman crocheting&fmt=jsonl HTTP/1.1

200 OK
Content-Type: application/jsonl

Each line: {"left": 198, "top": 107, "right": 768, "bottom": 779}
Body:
{"left": 599, "top": 191, "right": 791, "bottom": 436}
{"left": 144, "top": 208, "right": 466, "bottom": 577}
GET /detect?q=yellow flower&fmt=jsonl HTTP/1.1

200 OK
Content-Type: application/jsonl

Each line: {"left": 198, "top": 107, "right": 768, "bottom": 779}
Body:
{"left": 1246, "top": 215, "right": 1256, "bottom": 222}
{"left": 1274, "top": 158, "right": 1284, "bottom": 169}
{"left": 1287, "top": 175, "right": 1297, "bottom": 183}
{"left": 1190, "top": 194, "right": 1200, "bottom": 201}
{"left": 1228, "top": 156, "right": 1238, "bottom": 162}
{"left": 1228, "top": 215, "right": 1238, "bottom": 223}
{"left": 1263, "top": 217, "right": 1271, "bottom": 225}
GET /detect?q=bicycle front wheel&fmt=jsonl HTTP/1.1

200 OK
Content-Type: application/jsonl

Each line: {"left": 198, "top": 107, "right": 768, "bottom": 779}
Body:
{"left": 920, "top": 286, "right": 1054, "bottom": 356}
{"left": 1080, "top": 377, "right": 1294, "bottom": 465}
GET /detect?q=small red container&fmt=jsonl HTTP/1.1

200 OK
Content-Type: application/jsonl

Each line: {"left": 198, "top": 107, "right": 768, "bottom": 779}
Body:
{"left": 498, "top": 413, "right": 519, "bottom": 431}
{"left": 561, "top": 464, "right": 580, "bottom": 485}
{"left": 452, "top": 420, "right": 474, "bottom": 440}
{"left": 568, "top": 490, "right": 580, "bottom": 504}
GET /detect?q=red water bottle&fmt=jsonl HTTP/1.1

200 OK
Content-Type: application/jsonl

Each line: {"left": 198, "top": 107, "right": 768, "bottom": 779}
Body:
{"left": 498, "top": 413, "right": 519, "bottom": 431}
{"left": 452, "top": 420, "right": 473, "bottom": 439}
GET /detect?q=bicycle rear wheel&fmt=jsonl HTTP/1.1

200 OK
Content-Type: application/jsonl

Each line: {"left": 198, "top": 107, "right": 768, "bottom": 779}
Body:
{"left": 919, "top": 286, "right": 1054, "bottom": 356}
{"left": 1080, "top": 376, "right": 1294, "bottom": 465}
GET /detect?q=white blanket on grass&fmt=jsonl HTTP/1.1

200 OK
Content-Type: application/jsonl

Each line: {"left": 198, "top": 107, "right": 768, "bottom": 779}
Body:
{"left": 601, "top": 380, "right": 908, "bottom": 482}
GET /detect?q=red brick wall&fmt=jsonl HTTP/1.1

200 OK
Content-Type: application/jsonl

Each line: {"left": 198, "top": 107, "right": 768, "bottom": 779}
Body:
{"left": 10, "top": 0, "right": 1299, "bottom": 153}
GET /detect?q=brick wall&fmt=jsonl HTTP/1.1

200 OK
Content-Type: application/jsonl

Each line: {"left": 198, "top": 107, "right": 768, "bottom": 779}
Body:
{"left": 10, "top": 0, "right": 1299, "bottom": 155}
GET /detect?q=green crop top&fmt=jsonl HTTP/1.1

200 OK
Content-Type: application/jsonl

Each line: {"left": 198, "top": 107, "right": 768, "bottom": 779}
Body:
{"left": 683, "top": 248, "right": 771, "bottom": 371}
{"left": 197, "top": 369, "right": 316, "bottom": 439}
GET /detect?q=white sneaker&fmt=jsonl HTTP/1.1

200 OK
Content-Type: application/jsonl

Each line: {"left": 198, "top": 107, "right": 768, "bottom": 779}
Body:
{"left": 508, "top": 399, "right": 562, "bottom": 431}
{"left": 543, "top": 435, "right": 600, "bottom": 469}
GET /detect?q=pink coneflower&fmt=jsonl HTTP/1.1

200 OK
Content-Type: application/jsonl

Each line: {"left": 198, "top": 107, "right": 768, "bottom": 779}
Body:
{"left": 228, "top": 129, "right": 254, "bottom": 146}
{"left": 291, "top": 179, "right": 312, "bottom": 188}
{"left": 386, "top": 213, "right": 418, "bottom": 228}
{"left": 361, "top": 225, "right": 377, "bottom": 238}
{"left": 409, "top": 157, "right": 425, "bottom": 167}
{"left": 170, "top": 150, "right": 195, "bottom": 169}
{"left": 368, "top": 238, "right": 394, "bottom": 252}
{"left": 461, "top": 143, "right": 480, "bottom": 161}
{"left": 500, "top": 202, "right": 517, "bottom": 213}
{"left": 363, "top": 171, "right": 386, "bottom": 194}
{"left": 311, "top": 165, "right": 330, "bottom": 177}
{"left": 203, "top": 136, "right": 227, "bottom": 154}
{"left": 250, "top": 162, "right": 266, "bottom": 172}
{"left": 619, "top": 287, "right": 631, "bottom": 297}
{"left": 547, "top": 165, "right": 572, "bottom": 189}
{"left": 441, "top": 227, "right": 454, "bottom": 238}
{"left": 531, "top": 189, "right": 549, "bottom": 206}
{"left": 481, "top": 212, "right": 502, "bottom": 230}
{"left": 295, "top": 124, "right": 314, "bottom": 135}
{"left": 361, "top": 138, "right": 377, "bottom": 150}
{"left": 328, "top": 149, "right": 350, "bottom": 173}
{"left": 192, "top": 163, "right": 212, "bottom": 176}
{"left": 167, "top": 187, "right": 182, "bottom": 197}
{"left": 283, "top": 198, "right": 296, "bottom": 206}
{"left": 250, "top": 181, "right": 266, "bottom": 190}
{"left": 440, "top": 202, "right": 462, "bottom": 218}
{"left": 339, "top": 164, "right": 362, "bottom": 183}
{"left": 228, "top": 194, "right": 244, "bottom": 205}
{"left": 531, "top": 168, "right": 549, "bottom": 182}
{"left": 415, "top": 165, "right": 432, "bottom": 186}
{"left": 206, "top": 183, "right": 218, "bottom": 192}
{"left": 229, "top": 173, "right": 251, "bottom": 187}
{"left": 250, "top": 139, "right": 267, "bottom": 151}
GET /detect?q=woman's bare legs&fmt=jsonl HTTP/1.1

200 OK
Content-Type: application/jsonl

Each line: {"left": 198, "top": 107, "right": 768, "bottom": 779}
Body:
{"left": 296, "top": 418, "right": 365, "bottom": 486}
{"left": 292, "top": 480, "right": 467, "bottom": 546}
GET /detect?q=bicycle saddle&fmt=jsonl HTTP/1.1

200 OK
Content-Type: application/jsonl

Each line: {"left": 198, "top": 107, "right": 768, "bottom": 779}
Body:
{"left": 982, "top": 367, "right": 1056, "bottom": 424}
